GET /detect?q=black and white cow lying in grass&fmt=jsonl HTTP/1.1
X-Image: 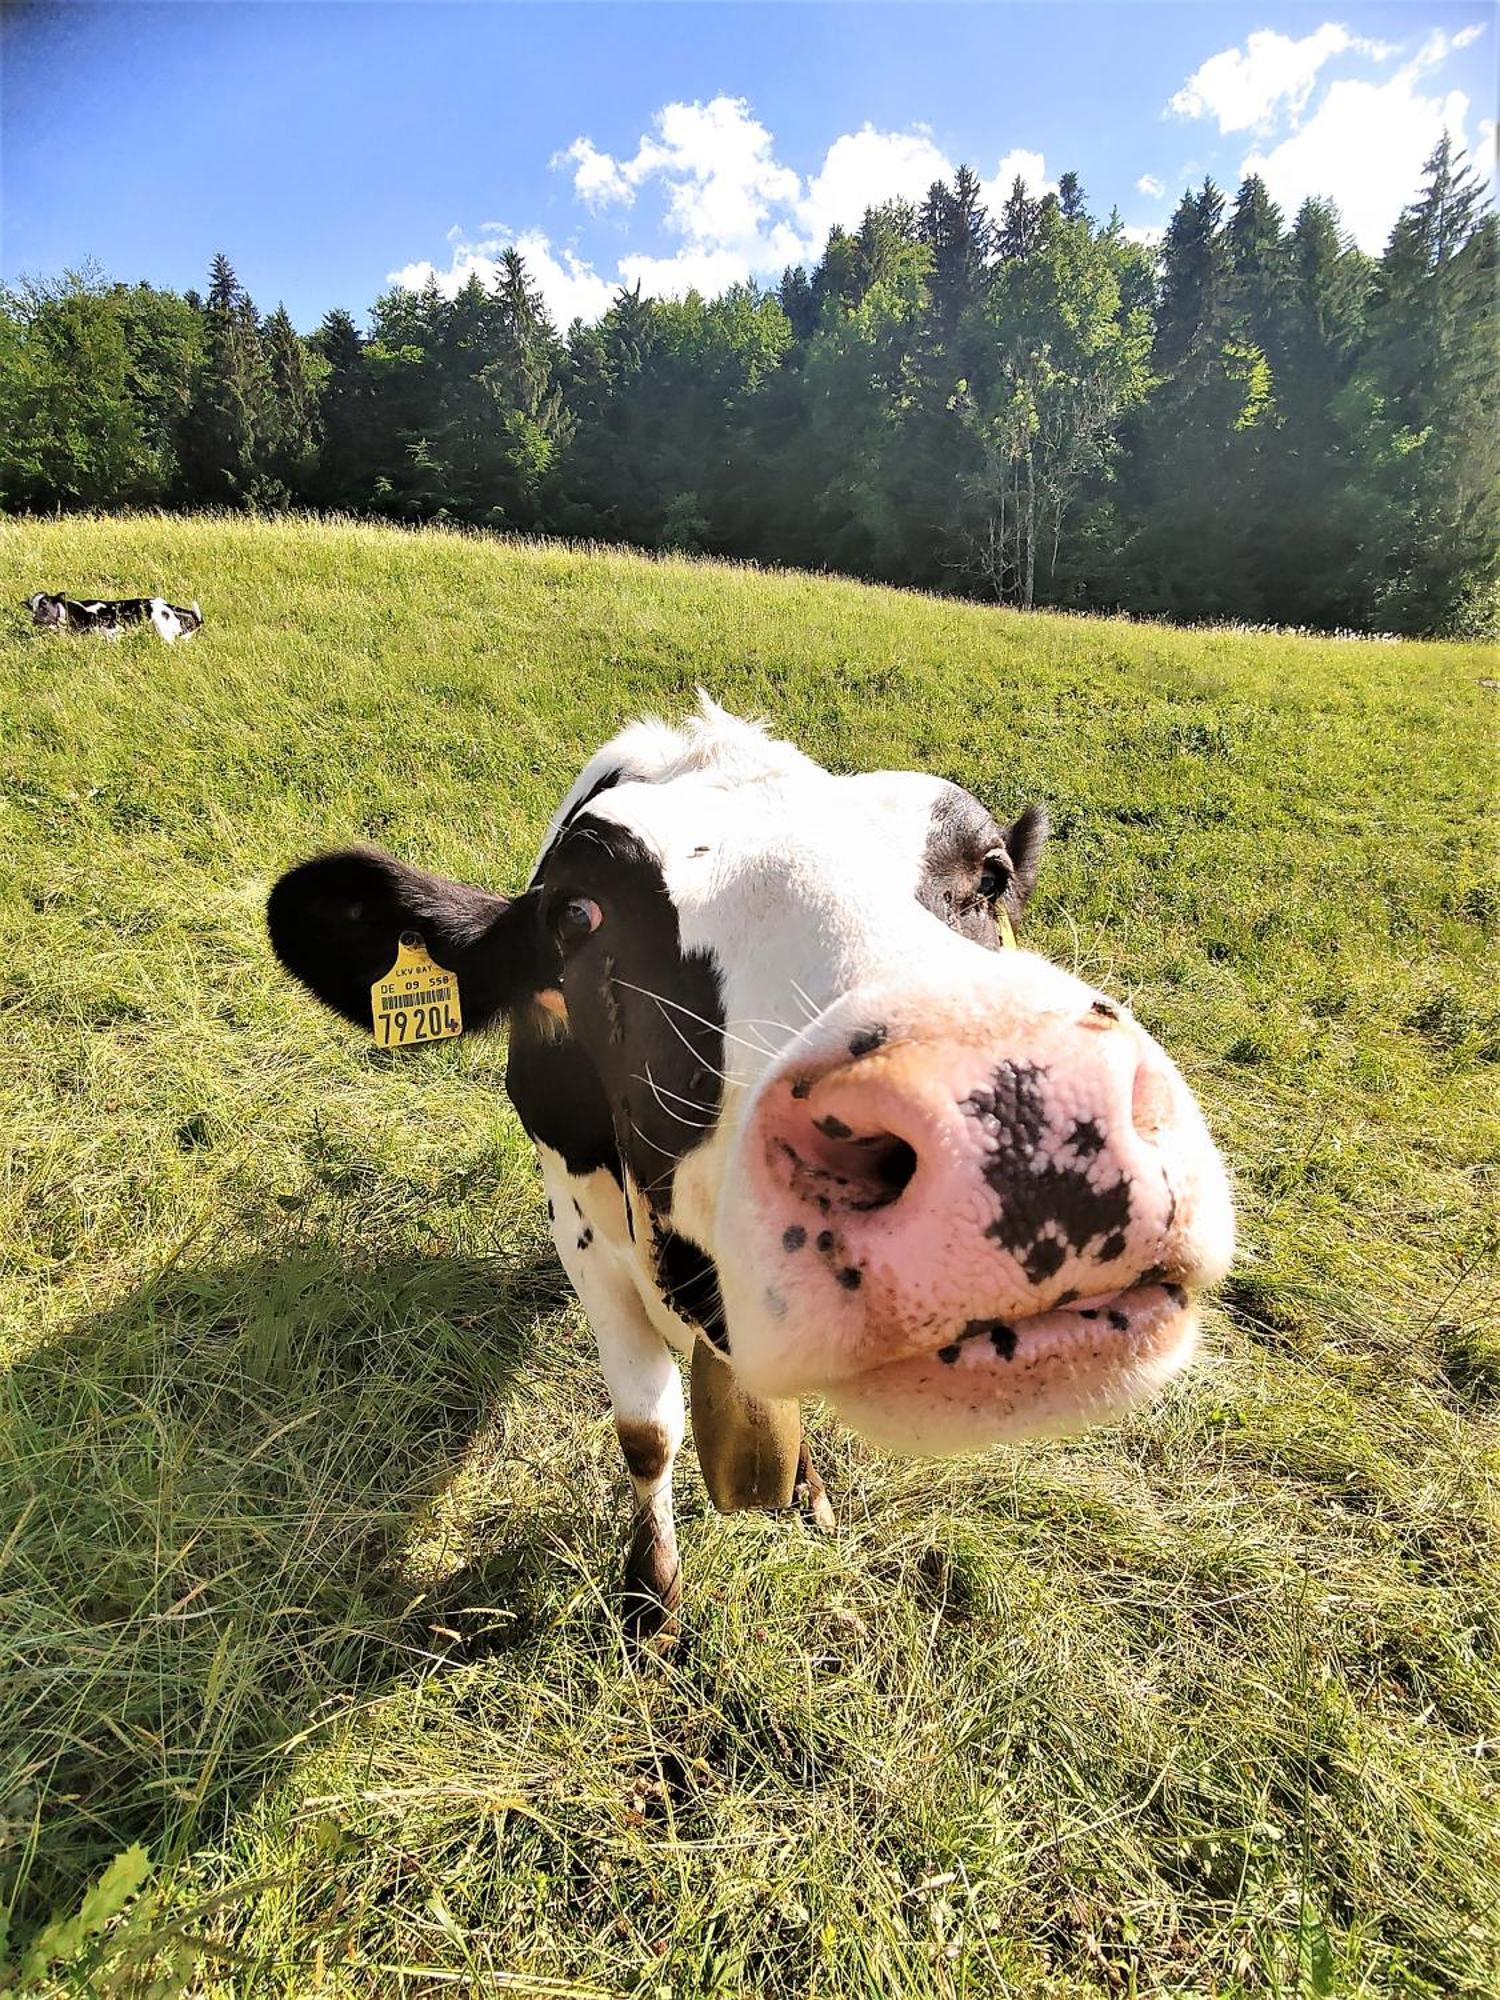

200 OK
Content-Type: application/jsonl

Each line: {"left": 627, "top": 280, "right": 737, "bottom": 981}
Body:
{"left": 268, "top": 698, "right": 1234, "bottom": 1638}
{"left": 27, "top": 592, "right": 203, "bottom": 643}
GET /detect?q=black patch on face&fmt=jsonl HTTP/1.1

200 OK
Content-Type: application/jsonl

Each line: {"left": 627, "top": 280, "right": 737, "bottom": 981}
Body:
{"left": 535, "top": 816, "right": 725, "bottom": 1210}
{"left": 919, "top": 784, "right": 1049, "bottom": 946}
{"left": 836, "top": 1266, "right": 861, "bottom": 1290}
{"left": 937, "top": 1343, "right": 961, "bottom": 1365}
{"left": 782, "top": 1225, "right": 806, "bottom": 1251}
{"left": 576, "top": 1228, "right": 593, "bottom": 1250}
{"left": 965, "top": 1060, "right": 1133, "bottom": 1286}
{"left": 1108, "top": 1309, "right": 1129, "bottom": 1333}
{"left": 653, "top": 1225, "right": 729, "bottom": 1353}
{"left": 815, "top": 1114, "right": 853, "bottom": 1141}
{"left": 506, "top": 1007, "right": 620, "bottom": 1182}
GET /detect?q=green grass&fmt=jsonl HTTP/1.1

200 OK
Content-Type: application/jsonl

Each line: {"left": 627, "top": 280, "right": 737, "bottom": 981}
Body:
{"left": 1, "top": 511, "right": 1496, "bottom": 1999}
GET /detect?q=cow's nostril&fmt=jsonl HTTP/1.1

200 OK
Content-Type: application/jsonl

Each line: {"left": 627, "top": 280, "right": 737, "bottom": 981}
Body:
{"left": 865, "top": 1135, "right": 918, "bottom": 1202}
{"left": 772, "top": 1114, "right": 919, "bottom": 1214}
{"left": 807, "top": 1122, "right": 917, "bottom": 1205}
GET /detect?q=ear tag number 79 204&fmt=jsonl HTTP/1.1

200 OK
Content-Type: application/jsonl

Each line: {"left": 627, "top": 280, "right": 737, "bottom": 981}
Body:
{"left": 370, "top": 933, "right": 463, "bottom": 1048}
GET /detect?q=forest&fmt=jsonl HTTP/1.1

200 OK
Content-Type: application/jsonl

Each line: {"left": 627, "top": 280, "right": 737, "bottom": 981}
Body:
{"left": 2, "top": 142, "right": 1494, "bottom": 637}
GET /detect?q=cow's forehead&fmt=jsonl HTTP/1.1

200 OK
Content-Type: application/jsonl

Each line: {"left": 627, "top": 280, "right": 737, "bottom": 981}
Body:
{"left": 581, "top": 763, "right": 961, "bottom": 878}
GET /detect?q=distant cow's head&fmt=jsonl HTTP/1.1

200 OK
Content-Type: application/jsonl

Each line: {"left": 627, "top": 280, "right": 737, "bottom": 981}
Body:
{"left": 27, "top": 592, "right": 66, "bottom": 628}
{"left": 269, "top": 698, "right": 1233, "bottom": 1456}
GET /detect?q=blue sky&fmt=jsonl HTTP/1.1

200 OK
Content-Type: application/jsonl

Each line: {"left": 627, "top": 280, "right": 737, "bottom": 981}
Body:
{"left": 3, "top": 3, "right": 1494, "bottom": 329}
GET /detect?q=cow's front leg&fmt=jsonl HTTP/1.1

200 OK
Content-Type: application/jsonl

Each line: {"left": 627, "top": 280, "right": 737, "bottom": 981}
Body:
{"left": 550, "top": 1204, "right": 685, "bottom": 1641}
{"left": 595, "top": 1308, "right": 684, "bottom": 1643}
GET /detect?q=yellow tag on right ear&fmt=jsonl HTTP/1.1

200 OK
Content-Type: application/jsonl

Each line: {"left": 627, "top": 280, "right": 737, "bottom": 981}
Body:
{"left": 998, "top": 908, "right": 1017, "bottom": 949}
{"left": 371, "top": 933, "right": 462, "bottom": 1048}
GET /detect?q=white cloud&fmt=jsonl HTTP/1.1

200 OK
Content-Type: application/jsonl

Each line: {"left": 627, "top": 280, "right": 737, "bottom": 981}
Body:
{"left": 559, "top": 96, "right": 801, "bottom": 251}
{"left": 1169, "top": 24, "right": 1393, "bottom": 136}
{"left": 394, "top": 95, "right": 1053, "bottom": 321}
{"left": 798, "top": 124, "right": 951, "bottom": 244}
{"left": 1243, "top": 55, "right": 1479, "bottom": 250}
{"left": 386, "top": 230, "right": 615, "bottom": 328}
{"left": 1136, "top": 173, "right": 1166, "bottom": 198}
{"left": 560, "top": 137, "right": 634, "bottom": 209}
{"left": 1124, "top": 224, "right": 1165, "bottom": 247}
{"left": 978, "top": 149, "right": 1054, "bottom": 215}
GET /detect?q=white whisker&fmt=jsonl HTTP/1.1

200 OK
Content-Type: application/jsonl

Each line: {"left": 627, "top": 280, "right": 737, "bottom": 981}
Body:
{"left": 637, "top": 1063, "right": 718, "bottom": 1129}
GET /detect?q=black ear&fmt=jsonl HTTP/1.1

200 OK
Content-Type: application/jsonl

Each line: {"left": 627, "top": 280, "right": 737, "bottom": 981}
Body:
{"left": 267, "top": 848, "right": 542, "bottom": 1033}
{"left": 1002, "top": 804, "right": 1049, "bottom": 915}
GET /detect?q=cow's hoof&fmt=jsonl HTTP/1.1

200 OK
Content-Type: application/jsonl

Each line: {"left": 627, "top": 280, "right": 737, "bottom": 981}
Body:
{"left": 797, "top": 1480, "right": 837, "bottom": 1533}
{"left": 623, "top": 1594, "right": 681, "bottom": 1654}
{"left": 624, "top": 1512, "right": 681, "bottom": 1652}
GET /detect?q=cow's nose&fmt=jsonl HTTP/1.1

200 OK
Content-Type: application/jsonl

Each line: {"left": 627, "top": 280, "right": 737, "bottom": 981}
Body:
{"left": 755, "top": 1007, "right": 1192, "bottom": 1317}
{"left": 766, "top": 1033, "right": 1170, "bottom": 1209}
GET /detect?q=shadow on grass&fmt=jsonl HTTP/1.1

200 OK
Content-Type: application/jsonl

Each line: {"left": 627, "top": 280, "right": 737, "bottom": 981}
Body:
{"left": 0, "top": 1233, "right": 574, "bottom": 1926}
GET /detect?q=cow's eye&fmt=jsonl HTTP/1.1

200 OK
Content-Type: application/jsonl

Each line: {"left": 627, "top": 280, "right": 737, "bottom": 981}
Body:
{"left": 977, "top": 853, "right": 1012, "bottom": 902}
{"left": 554, "top": 896, "right": 602, "bottom": 946}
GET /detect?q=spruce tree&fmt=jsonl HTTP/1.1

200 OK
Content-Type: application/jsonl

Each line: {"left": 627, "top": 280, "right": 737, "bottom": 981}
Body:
{"left": 1058, "top": 172, "right": 1087, "bottom": 225}
{"left": 1227, "top": 174, "right": 1288, "bottom": 362}
{"left": 311, "top": 308, "right": 376, "bottom": 509}
{"left": 996, "top": 177, "right": 1041, "bottom": 263}
{"left": 262, "top": 304, "right": 320, "bottom": 503}
{"left": 1364, "top": 139, "right": 1499, "bottom": 631}
{"left": 176, "top": 253, "right": 273, "bottom": 505}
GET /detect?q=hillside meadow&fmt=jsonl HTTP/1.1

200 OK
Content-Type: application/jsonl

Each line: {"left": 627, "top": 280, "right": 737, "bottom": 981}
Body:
{"left": 0, "top": 512, "right": 1496, "bottom": 1998}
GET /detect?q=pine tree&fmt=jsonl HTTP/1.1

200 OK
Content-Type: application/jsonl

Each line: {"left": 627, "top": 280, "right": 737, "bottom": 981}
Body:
{"left": 917, "top": 167, "right": 993, "bottom": 330}
{"left": 777, "top": 265, "right": 818, "bottom": 342}
{"left": 996, "top": 177, "right": 1041, "bottom": 263}
{"left": 1155, "top": 181, "right": 1232, "bottom": 377}
{"left": 1122, "top": 182, "right": 1272, "bottom": 618}
{"left": 261, "top": 305, "right": 320, "bottom": 502}
{"left": 176, "top": 253, "right": 274, "bottom": 505}
{"left": 311, "top": 308, "right": 377, "bottom": 509}
{"left": 1227, "top": 174, "right": 1288, "bottom": 362}
{"left": 1363, "top": 138, "right": 1499, "bottom": 631}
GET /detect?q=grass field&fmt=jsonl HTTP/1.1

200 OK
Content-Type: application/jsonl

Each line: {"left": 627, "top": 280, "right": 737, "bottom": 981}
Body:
{"left": 0, "top": 512, "right": 1496, "bottom": 1998}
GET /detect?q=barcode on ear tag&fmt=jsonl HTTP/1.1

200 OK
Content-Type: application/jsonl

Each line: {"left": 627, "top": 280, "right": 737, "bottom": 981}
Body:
{"left": 370, "top": 932, "right": 463, "bottom": 1047}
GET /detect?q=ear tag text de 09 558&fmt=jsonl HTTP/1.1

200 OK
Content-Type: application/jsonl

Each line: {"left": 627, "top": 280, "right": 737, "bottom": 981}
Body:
{"left": 370, "top": 933, "right": 462, "bottom": 1048}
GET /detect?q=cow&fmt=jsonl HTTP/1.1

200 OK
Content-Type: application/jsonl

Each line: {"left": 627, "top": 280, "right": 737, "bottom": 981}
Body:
{"left": 27, "top": 592, "right": 203, "bottom": 642}
{"left": 267, "top": 697, "right": 1234, "bottom": 1639}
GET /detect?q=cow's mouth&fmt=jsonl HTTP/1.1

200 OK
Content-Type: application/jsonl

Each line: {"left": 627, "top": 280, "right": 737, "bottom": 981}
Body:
{"left": 819, "top": 1279, "right": 1200, "bottom": 1455}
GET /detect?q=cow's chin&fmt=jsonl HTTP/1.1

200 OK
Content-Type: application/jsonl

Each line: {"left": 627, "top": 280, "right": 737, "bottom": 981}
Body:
{"left": 744, "top": 1283, "right": 1201, "bottom": 1458}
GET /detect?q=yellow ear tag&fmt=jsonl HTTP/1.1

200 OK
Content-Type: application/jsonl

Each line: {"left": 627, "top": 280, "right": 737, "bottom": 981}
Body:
{"left": 997, "top": 908, "right": 1018, "bottom": 950}
{"left": 370, "top": 932, "right": 462, "bottom": 1048}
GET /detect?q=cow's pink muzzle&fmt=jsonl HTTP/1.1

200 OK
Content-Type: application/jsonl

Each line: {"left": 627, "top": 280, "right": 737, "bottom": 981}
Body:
{"left": 715, "top": 955, "right": 1234, "bottom": 1452}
